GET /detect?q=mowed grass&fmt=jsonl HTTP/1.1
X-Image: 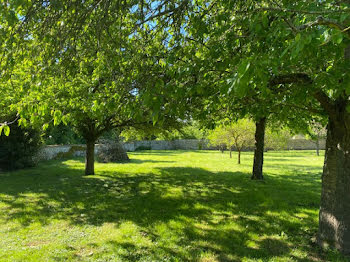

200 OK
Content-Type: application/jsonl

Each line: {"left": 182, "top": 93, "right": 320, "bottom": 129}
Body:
{"left": 0, "top": 150, "right": 347, "bottom": 261}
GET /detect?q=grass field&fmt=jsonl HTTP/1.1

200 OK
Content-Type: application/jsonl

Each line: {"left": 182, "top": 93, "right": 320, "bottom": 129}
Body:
{"left": 0, "top": 150, "right": 348, "bottom": 261}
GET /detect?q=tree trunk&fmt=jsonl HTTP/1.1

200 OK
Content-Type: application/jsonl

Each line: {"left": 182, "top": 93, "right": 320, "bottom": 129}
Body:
{"left": 85, "top": 140, "right": 95, "bottom": 175}
{"left": 238, "top": 150, "right": 241, "bottom": 164}
{"left": 251, "top": 117, "right": 266, "bottom": 180}
{"left": 316, "top": 139, "right": 320, "bottom": 156}
{"left": 318, "top": 110, "right": 350, "bottom": 254}
{"left": 230, "top": 147, "right": 232, "bottom": 158}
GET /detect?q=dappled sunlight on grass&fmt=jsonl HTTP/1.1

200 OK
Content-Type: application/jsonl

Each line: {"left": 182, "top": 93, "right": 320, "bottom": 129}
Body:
{"left": 0, "top": 150, "right": 346, "bottom": 261}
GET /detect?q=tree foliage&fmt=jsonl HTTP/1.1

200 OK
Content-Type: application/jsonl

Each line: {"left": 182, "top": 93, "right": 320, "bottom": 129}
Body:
{"left": 2, "top": 0, "right": 350, "bottom": 254}
{"left": 305, "top": 120, "right": 327, "bottom": 156}
{"left": 208, "top": 119, "right": 256, "bottom": 163}
{"left": 265, "top": 128, "right": 292, "bottom": 151}
{"left": 4, "top": 0, "right": 188, "bottom": 175}
{"left": 0, "top": 116, "right": 42, "bottom": 170}
{"left": 121, "top": 121, "right": 207, "bottom": 142}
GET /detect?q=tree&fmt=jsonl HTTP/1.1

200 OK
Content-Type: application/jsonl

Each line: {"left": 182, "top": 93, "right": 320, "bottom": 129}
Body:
{"left": 226, "top": 120, "right": 255, "bottom": 164}
{"left": 7, "top": 1, "right": 184, "bottom": 175}
{"left": 178, "top": 0, "right": 350, "bottom": 254}
{"left": 265, "top": 128, "right": 291, "bottom": 151}
{"left": 306, "top": 121, "right": 327, "bottom": 156}
{"left": 207, "top": 126, "right": 227, "bottom": 153}
{"left": 208, "top": 120, "right": 255, "bottom": 164}
{"left": 157, "top": 0, "right": 317, "bottom": 180}
{"left": 18, "top": 46, "right": 156, "bottom": 175}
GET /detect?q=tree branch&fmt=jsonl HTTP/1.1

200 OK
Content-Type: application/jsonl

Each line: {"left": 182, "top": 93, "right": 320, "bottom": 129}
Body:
{"left": 277, "top": 102, "right": 323, "bottom": 114}
{"left": 313, "top": 90, "right": 337, "bottom": 117}
{"left": 252, "top": 7, "right": 349, "bottom": 15}
{"left": 135, "top": 1, "right": 189, "bottom": 27}
{"left": 268, "top": 73, "right": 335, "bottom": 116}
{"left": 0, "top": 114, "right": 19, "bottom": 126}
{"left": 298, "top": 16, "right": 350, "bottom": 36}
{"left": 268, "top": 73, "right": 312, "bottom": 87}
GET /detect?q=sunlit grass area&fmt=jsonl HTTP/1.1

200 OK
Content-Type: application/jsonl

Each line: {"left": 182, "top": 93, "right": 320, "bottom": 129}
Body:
{"left": 0, "top": 150, "right": 347, "bottom": 261}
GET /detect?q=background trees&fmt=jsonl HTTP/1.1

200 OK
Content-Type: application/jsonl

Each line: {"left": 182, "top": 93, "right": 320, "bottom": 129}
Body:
{"left": 265, "top": 128, "right": 291, "bottom": 151}
{"left": 208, "top": 126, "right": 228, "bottom": 153}
{"left": 306, "top": 121, "right": 327, "bottom": 156}
{"left": 208, "top": 120, "right": 255, "bottom": 164}
{"left": 121, "top": 121, "right": 207, "bottom": 142}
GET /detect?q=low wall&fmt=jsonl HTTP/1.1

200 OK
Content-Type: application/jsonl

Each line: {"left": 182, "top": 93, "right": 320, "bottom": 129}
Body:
{"left": 37, "top": 139, "right": 326, "bottom": 161}
{"left": 37, "top": 144, "right": 102, "bottom": 161}
{"left": 123, "top": 139, "right": 210, "bottom": 151}
{"left": 287, "top": 139, "right": 326, "bottom": 150}
{"left": 37, "top": 140, "right": 211, "bottom": 161}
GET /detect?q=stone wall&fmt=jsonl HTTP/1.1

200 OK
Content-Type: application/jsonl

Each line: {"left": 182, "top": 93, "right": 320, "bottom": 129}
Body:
{"left": 124, "top": 139, "right": 210, "bottom": 151}
{"left": 37, "top": 138, "right": 326, "bottom": 161}
{"left": 37, "top": 144, "right": 101, "bottom": 161}
{"left": 287, "top": 139, "right": 326, "bottom": 150}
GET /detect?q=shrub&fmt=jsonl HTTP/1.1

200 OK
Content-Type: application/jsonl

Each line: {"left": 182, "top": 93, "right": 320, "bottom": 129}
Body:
{"left": 97, "top": 141, "right": 130, "bottom": 163}
{"left": 0, "top": 120, "right": 42, "bottom": 170}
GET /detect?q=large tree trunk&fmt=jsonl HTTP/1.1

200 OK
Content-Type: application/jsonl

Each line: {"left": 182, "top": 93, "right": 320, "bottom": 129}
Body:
{"left": 85, "top": 140, "right": 95, "bottom": 175}
{"left": 251, "top": 117, "right": 266, "bottom": 180}
{"left": 318, "top": 109, "right": 350, "bottom": 254}
{"left": 229, "top": 147, "right": 232, "bottom": 158}
{"left": 238, "top": 150, "right": 241, "bottom": 164}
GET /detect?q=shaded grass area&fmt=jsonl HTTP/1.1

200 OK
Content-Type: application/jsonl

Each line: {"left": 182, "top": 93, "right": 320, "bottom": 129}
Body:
{"left": 0, "top": 150, "right": 347, "bottom": 261}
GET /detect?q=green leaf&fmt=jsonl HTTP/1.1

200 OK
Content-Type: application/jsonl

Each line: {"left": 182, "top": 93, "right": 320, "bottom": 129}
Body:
{"left": 340, "top": 13, "right": 349, "bottom": 22}
{"left": 3, "top": 125, "right": 10, "bottom": 136}
{"left": 152, "top": 113, "right": 159, "bottom": 125}
{"left": 281, "top": 44, "right": 292, "bottom": 58}
{"left": 53, "top": 110, "right": 62, "bottom": 125}
{"left": 332, "top": 32, "right": 343, "bottom": 45}
{"left": 237, "top": 60, "right": 251, "bottom": 77}
{"left": 321, "top": 30, "right": 330, "bottom": 44}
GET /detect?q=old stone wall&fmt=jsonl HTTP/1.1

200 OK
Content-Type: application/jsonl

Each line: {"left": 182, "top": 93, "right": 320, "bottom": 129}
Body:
{"left": 287, "top": 139, "right": 326, "bottom": 150}
{"left": 37, "top": 138, "right": 326, "bottom": 161}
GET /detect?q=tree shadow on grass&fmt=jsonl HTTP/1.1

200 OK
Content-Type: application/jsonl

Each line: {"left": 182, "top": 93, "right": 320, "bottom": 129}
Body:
{"left": 131, "top": 150, "right": 189, "bottom": 156}
{"left": 0, "top": 160, "right": 339, "bottom": 261}
{"left": 57, "top": 156, "right": 175, "bottom": 165}
{"left": 128, "top": 159, "right": 175, "bottom": 164}
{"left": 265, "top": 151, "right": 324, "bottom": 157}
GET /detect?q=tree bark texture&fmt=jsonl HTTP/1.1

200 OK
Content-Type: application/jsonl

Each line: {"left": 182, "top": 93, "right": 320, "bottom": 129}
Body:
{"left": 251, "top": 117, "right": 266, "bottom": 180}
{"left": 85, "top": 140, "right": 95, "bottom": 175}
{"left": 318, "top": 108, "right": 350, "bottom": 254}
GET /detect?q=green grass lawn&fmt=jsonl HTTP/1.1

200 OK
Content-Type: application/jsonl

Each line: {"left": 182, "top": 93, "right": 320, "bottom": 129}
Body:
{"left": 0, "top": 150, "right": 347, "bottom": 261}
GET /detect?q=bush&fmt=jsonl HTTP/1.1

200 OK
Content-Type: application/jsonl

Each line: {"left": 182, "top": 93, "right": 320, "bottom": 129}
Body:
{"left": 0, "top": 121, "right": 42, "bottom": 171}
{"left": 97, "top": 141, "right": 130, "bottom": 163}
